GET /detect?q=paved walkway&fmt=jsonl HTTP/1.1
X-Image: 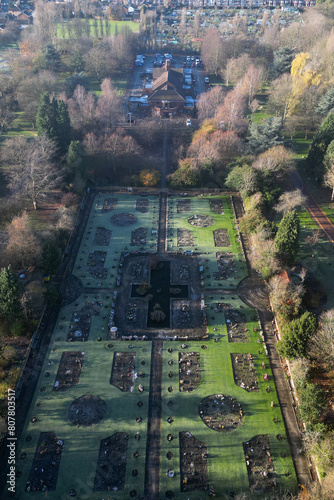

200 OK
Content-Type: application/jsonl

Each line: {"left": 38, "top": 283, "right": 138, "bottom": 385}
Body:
{"left": 232, "top": 195, "right": 312, "bottom": 487}
{"left": 292, "top": 169, "right": 334, "bottom": 243}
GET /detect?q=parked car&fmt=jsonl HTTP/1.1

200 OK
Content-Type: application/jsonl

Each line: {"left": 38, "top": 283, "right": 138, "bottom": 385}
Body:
{"left": 205, "top": 77, "right": 210, "bottom": 83}
{"left": 186, "top": 118, "right": 192, "bottom": 126}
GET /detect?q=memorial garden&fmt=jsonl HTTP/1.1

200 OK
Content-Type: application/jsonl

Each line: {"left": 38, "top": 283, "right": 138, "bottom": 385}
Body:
{"left": 14, "top": 192, "right": 297, "bottom": 499}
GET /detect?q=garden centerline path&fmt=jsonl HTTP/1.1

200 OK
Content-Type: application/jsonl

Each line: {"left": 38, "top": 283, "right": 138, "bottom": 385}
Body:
{"left": 232, "top": 195, "right": 312, "bottom": 487}
{"left": 143, "top": 135, "right": 169, "bottom": 498}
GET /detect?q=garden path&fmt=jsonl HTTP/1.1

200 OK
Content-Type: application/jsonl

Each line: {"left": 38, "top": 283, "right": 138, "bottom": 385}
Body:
{"left": 233, "top": 195, "right": 312, "bottom": 487}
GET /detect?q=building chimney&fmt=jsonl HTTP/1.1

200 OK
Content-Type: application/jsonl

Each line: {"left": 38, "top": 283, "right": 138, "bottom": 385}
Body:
{"left": 165, "top": 59, "right": 171, "bottom": 71}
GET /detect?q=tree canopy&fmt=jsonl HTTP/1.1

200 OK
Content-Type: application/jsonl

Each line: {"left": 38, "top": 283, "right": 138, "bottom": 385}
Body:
{"left": 0, "top": 265, "right": 24, "bottom": 319}
{"left": 277, "top": 311, "right": 318, "bottom": 359}
{"left": 274, "top": 210, "right": 300, "bottom": 265}
{"left": 36, "top": 93, "right": 71, "bottom": 155}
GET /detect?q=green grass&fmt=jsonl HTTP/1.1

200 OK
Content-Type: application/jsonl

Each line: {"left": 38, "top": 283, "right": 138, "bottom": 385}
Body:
{"left": 167, "top": 195, "right": 247, "bottom": 290}
{"left": 16, "top": 302, "right": 151, "bottom": 499}
{"left": 160, "top": 296, "right": 296, "bottom": 498}
{"left": 3, "top": 112, "right": 37, "bottom": 139}
{"left": 72, "top": 194, "right": 159, "bottom": 289}
{"left": 298, "top": 210, "right": 334, "bottom": 309}
{"left": 15, "top": 193, "right": 298, "bottom": 499}
{"left": 56, "top": 20, "right": 140, "bottom": 39}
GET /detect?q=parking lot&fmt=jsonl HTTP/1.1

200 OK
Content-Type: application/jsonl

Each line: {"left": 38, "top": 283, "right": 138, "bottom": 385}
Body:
{"left": 125, "top": 53, "right": 208, "bottom": 121}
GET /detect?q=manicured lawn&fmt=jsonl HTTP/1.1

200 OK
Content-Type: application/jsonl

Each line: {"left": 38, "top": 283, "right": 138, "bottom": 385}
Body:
{"left": 167, "top": 195, "right": 247, "bottom": 290}
{"left": 15, "top": 300, "right": 151, "bottom": 499}
{"left": 72, "top": 193, "right": 159, "bottom": 289}
{"left": 15, "top": 193, "right": 298, "bottom": 499}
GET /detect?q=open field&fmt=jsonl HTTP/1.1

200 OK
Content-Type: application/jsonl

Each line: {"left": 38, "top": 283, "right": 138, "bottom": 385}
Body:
{"left": 13, "top": 192, "right": 298, "bottom": 499}
{"left": 56, "top": 20, "right": 140, "bottom": 39}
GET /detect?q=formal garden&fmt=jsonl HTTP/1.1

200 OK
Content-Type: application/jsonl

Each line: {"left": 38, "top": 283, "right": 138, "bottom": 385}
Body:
{"left": 13, "top": 192, "right": 298, "bottom": 499}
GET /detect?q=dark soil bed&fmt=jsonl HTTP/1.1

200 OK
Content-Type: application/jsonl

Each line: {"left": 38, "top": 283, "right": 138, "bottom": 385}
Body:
{"left": 68, "top": 395, "right": 106, "bottom": 426}
{"left": 110, "top": 213, "right": 137, "bottom": 226}
{"left": 210, "top": 199, "right": 224, "bottom": 214}
{"left": 53, "top": 352, "right": 84, "bottom": 391}
{"left": 188, "top": 215, "right": 214, "bottom": 227}
{"left": 102, "top": 198, "right": 118, "bottom": 212}
{"left": 131, "top": 227, "right": 147, "bottom": 246}
{"left": 199, "top": 394, "right": 244, "bottom": 432}
{"left": 215, "top": 253, "right": 235, "bottom": 280}
{"left": 93, "top": 432, "right": 128, "bottom": 491}
{"left": 67, "top": 301, "right": 101, "bottom": 342}
{"left": 179, "top": 431, "right": 208, "bottom": 492}
{"left": 172, "top": 300, "right": 202, "bottom": 330}
{"left": 224, "top": 304, "right": 249, "bottom": 343}
{"left": 243, "top": 435, "right": 276, "bottom": 493}
{"left": 213, "top": 228, "right": 230, "bottom": 247}
{"left": 86, "top": 250, "right": 108, "bottom": 279}
{"left": 136, "top": 199, "right": 150, "bottom": 213}
{"left": 177, "top": 229, "right": 194, "bottom": 247}
{"left": 231, "top": 353, "right": 259, "bottom": 392}
{"left": 26, "top": 432, "right": 63, "bottom": 492}
{"left": 110, "top": 352, "right": 136, "bottom": 392}
{"left": 177, "top": 199, "right": 191, "bottom": 213}
{"left": 94, "top": 227, "right": 112, "bottom": 246}
{"left": 179, "top": 352, "right": 201, "bottom": 392}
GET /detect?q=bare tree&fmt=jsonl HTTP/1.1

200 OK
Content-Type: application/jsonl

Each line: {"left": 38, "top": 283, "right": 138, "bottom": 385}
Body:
{"left": 197, "top": 86, "right": 226, "bottom": 123}
{"left": 32, "top": 0, "right": 57, "bottom": 46}
{"left": 136, "top": 119, "right": 163, "bottom": 148}
{"left": 111, "top": 33, "right": 134, "bottom": 72}
{"left": 95, "top": 78, "right": 122, "bottom": 131}
{"left": 309, "top": 309, "right": 334, "bottom": 372}
{"left": 201, "top": 27, "right": 224, "bottom": 76}
{"left": 239, "top": 64, "right": 264, "bottom": 107}
{"left": 56, "top": 206, "right": 76, "bottom": 232}
{"left": 1, "top": 135, "right": 61, "bottom": 210}
{"left": 6, "top": 211, "right": 42, "bottom": 268}
{"left": 249, "top": 229, "right": 281, "bottom": 280}
{"left": 67, "top": 84, "right": 96, "bottom": 132}
{"left": 84, "top": 43, "right": 110, "bottom": 83}
{"left": 267, "top": 73, "right": 292, "bottom": 126}
{"left": 215, "top": 88, "right": 248, "bottom": 135}
{"left": 252, "top": 145, "right": 294, "bottom": 178}
{"left": 274, "top": 189, "right": 307, "bottom": 214}
{"left": 221, "top": 54, "right": 252, "bottom": 88}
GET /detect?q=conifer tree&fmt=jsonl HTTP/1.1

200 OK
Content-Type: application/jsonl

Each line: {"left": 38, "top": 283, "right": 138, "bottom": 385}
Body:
{"left": 274, "top": 210, "right": 300, "bottom": 265}
{"left": 0, "top": 265, "right": 24, "bottom": 319}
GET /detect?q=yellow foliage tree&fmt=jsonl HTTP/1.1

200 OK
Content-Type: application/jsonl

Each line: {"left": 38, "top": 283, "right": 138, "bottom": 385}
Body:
{"left": 288, "top": 52, "right": 321, "bottom": 115}
{"left": 192, "top": 119, "right": 217, "bottom": 142}
{"left": 139, "top": 169, "right": 161, "bottom": 187}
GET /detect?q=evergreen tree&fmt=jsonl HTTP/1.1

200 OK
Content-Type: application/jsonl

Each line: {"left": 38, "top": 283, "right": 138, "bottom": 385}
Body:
{"left": 36, "top": 94, "right": 71, "bottom": 155}
{"left": 66, "top": 141, "right": 87, "bottom": 181}
{"left": 307, "top": 112, "right": 334, "bottom": 179}
{"left": 274, "top": 210, "right": 300, "bottom": 265}
{"left": 36, "top": 93, "right": 58, "bottom": 143}
{"left": 41, "top": 241, "right": 61, "bottom": 274}
{"left": 271, "top": 46, "right": 295, "bottom": 78}
{"left": 42, "top": 43, "right": 61, "bottom": 72}
{"left": 316, "top": 87, "right": 334, "bottom": 117}
{"left": 277, "top": 312, "right": 318, "bottom": 359}
{"left": 247, "top": 117, "right": 282, "bottom": 155}
{"left": 56, "top": 100, "right": 71, "bottom": 155}
{"left": 0, "top": 265, "right": 24, "bottom": 319}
